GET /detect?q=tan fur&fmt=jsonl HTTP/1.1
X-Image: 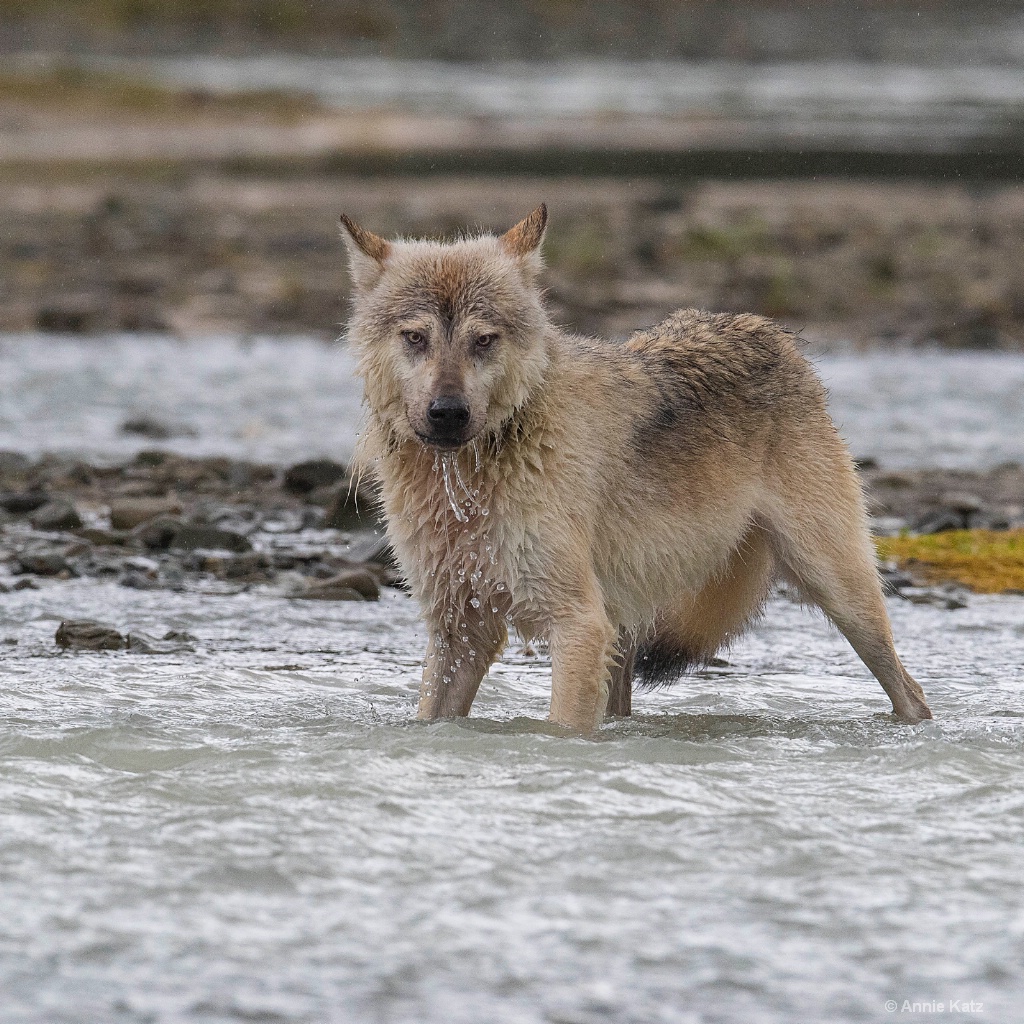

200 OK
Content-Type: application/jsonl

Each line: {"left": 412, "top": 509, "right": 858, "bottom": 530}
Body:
{"left": 341, "top": 208, "right": 933, "bottom": 732}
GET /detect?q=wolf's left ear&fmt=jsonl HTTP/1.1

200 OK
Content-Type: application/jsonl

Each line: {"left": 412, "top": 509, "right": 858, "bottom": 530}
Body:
{"left": 339, "top": 214, "right": 391, "bottom": 291}
{"left": 499, "top": 204, "right": 547, "bottom": 275}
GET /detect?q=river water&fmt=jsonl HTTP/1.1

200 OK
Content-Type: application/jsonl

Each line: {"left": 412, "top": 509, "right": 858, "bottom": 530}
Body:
{"left": 2, "top": 336, "right": 1024, "bottom": 1023}
{"left": 76, "top": 55, "right": 1024, "bottom": 151}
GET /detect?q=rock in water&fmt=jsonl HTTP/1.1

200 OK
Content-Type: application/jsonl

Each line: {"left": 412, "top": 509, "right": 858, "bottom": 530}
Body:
{"left": 109, "top": 498, "right": 183, "bottom": 531}
{"left": 293, "top": 567, "right": 381, "bottom": 601}
{"left": 55, "top": 620, "right": 127, "bottom": 651}
{"left": 30, "top": 499, "right": 84, "bottom": 532}
{"left": 283, "top": 459, "right": 348, "bottom": 495}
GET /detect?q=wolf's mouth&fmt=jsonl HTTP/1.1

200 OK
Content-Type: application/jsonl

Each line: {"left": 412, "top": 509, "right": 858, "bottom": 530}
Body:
{"left": 414, "top": 429, "right": 470, "bottom": 451}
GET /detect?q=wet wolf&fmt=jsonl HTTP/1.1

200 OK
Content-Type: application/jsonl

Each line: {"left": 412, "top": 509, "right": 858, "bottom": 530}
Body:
{"left": 340, "top": 205, "right": 932, "bottom": 732}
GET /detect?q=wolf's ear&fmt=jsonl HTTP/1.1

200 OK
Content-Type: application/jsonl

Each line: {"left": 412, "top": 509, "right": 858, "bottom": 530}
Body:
{"left": 499, "top": 205, "right": 547, "bottom": 274}
{"left": 339, "top": 214, "right": 391, "bottom": 290}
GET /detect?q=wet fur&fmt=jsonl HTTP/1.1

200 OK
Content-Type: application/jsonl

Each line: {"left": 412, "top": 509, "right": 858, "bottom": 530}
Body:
{"left": 341, "top": 208, "right": 933, "bottom": 732}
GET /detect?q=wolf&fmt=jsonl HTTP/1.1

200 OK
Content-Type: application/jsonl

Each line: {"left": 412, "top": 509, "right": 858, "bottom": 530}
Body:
{"left": 340, "top": 205, "right": 932, "bottom": 732}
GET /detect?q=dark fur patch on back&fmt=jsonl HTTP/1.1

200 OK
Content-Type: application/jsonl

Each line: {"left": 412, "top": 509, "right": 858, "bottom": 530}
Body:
{"left": 634, "top": 634, "right": 710, "bottom": 690}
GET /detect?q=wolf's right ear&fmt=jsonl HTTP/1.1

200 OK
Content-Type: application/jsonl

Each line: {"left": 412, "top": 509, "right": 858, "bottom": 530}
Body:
{"left": 339, "top": 214, "right": 391, "bottom": 291}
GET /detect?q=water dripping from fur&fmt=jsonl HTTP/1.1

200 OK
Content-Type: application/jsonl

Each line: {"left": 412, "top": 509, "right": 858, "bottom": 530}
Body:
{"left": 435, "top": 452, "right": 469, "bottom": 523}
{"left": 434, "top": 450, "right": 487, "bottom": 522}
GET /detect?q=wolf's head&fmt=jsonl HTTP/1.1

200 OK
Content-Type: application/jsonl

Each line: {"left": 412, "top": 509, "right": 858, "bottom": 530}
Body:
{"left": 341, "top": 206, "right": 551, "bottom": 450}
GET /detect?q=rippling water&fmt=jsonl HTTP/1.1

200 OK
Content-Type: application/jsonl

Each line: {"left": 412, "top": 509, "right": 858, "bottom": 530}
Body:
{"left": 2, "top": 335, "right": 1024, "bottom": 1022}
{"left": 3, "top": 582, "right": 1023, "bottom": 1022}
{"left": 1, "top": 335, "right": 1022, "bottom": 469}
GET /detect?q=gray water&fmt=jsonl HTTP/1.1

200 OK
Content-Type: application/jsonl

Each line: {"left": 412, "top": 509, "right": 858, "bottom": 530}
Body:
{"left": 77, "top": 55, "right": 1024, "bottom": 150}
{"left": 1, "top": 334, "right": 1022, "bottom": 469}
{"left": 2, "top": 336, "right": 1024, "bottom": 1023}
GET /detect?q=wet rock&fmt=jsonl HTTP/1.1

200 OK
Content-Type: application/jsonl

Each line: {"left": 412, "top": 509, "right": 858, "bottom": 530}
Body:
{"left": 120, "top": 416, "right": 197, "bottom": 440}
{"left": 125, "top": 630, "right": 196, "bottom": 654}
{"left": 940, "top": 491, "right": 984, "bottom": 515}
{"left": 12, "top": 578, "right": 38, "bottom": 591}
{"left": 168, "top": 524, "right": 253, "bottom": 553}
{"left": 30, "top": 499, "right": 84, "bottom": 532}
{"left": 201, "top": 552, "right": 272, "bottom": 582}
{"left": 294, "top": 567, "right": 381, "bottom": 601}
{"left": 119, "top": 570, "right": 162, "bottom": 590}
{"left": 15, "top": 552, "right": 74, "bottom": 577}
{"left": 36, "top": 297, "right": 103, "bottom": 334}
{"left": 125, "top": 632, "right": 158, "bottom": 653}
{"left": 55, "top": 620, "right": 127, "bottom": 651}
{"left": 134, "top": 516, "right": 184, "bottom": 550}
{"left": 912, "top": 510, "right": 965, "bottom": 534}
{"left": 900, "top": 587, "right": 969, "bottom": 610}
{"left": 0, "top": 490, "right": 49, "bottom": 515}
{"left": 163, "top": 630, "right": 198, "bottom": 642}
{"left": 109, "top": 497, "right": 183, "bottom": 531}
{"left": 283, "top": 459, "right": 347, "bottom": 495}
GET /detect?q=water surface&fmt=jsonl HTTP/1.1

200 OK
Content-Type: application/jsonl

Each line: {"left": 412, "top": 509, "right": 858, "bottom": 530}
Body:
{"left": 1, "top": 335, "right": 1023, "bottom": 1022}
{"left": 1, "top": 582, "right": 1022, "bottom": 1022}
{"left": 1, "top": 335, "right": 1022, "bottom": 469}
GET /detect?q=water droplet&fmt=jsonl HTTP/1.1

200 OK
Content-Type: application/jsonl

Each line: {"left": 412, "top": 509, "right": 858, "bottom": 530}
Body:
{"left": 470, "top": 597, "right": 481, "bottom": 609}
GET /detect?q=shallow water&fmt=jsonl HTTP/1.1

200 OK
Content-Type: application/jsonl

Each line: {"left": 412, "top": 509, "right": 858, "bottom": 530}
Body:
{"left": 2, "top": 581, "right": 1023, "bottom": 1022}
{"left": 2, "top": 334, "right": 1024, "bottom": 1022}
{"left": 76, "top": 55, "right": 1024, "bottom": 148}
{"left": 0, "top": 335, "right": 1022, "bottom": 469}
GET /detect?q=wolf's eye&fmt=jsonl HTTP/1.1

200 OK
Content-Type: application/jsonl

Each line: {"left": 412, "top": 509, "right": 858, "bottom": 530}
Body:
{"left": 402, "top": 330, "right": 426, "bottom": 348}
{"left": 475, "top": 333, "right": 498, "bottom": 350}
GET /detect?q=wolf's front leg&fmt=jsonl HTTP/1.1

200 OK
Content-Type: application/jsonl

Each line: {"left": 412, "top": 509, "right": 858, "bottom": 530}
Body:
{"left": 549, "top": 607, "right": 618, "bottom": 732}
{"left": 417, "top": 609, "right": 508, "bottom": 720}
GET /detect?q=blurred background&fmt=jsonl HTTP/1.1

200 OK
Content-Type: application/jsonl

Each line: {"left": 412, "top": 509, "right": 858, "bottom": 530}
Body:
{"left": 5, "top": 11, "right": 1024, "bottom": 1023}
{"left": 1, "top": 0, "right": 1023, "bottom": 347}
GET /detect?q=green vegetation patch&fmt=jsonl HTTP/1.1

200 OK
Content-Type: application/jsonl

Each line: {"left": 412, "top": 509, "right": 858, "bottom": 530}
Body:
{"left": 876, "top": 529, "right": 1024, "bottom": 594}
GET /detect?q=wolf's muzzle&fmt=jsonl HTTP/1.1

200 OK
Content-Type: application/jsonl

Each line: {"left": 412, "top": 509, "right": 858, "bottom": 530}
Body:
{"left": 423, "top": 395, "right": 472, "bottom": 447}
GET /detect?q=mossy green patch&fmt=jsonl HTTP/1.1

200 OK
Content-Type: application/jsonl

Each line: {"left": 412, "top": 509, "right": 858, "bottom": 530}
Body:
{"left": 876, "top": 529, "right": 1024, "bottom": 594}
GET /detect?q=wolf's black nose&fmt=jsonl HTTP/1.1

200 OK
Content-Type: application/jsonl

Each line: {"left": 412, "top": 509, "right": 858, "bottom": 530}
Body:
{"left": 427, "top": 396, "right": 470, "bottom": 429}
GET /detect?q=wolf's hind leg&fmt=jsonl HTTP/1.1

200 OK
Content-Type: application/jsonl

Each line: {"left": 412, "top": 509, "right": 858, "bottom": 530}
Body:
{"left": 765, "top": 481, "right": 932, "bottom": 723}
{"left": 606, "top": 629, "right": 635, "bottom": 717}
{"left": 417, "top": 608, "right": 508, "bottom": 720}
{"left": 636, "top": 525, "right": 774, "bottom": 686}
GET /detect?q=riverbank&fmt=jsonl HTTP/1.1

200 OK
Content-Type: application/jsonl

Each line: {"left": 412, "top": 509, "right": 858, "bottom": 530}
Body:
{"left": 2, "top": 450, "right": 1022, "bottom": 602}
{"left": 3, "top": 62, "right": 1024, "bottom": 347}
{"left": 3, "top": 171, "right": 1024, "bottom": 347}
